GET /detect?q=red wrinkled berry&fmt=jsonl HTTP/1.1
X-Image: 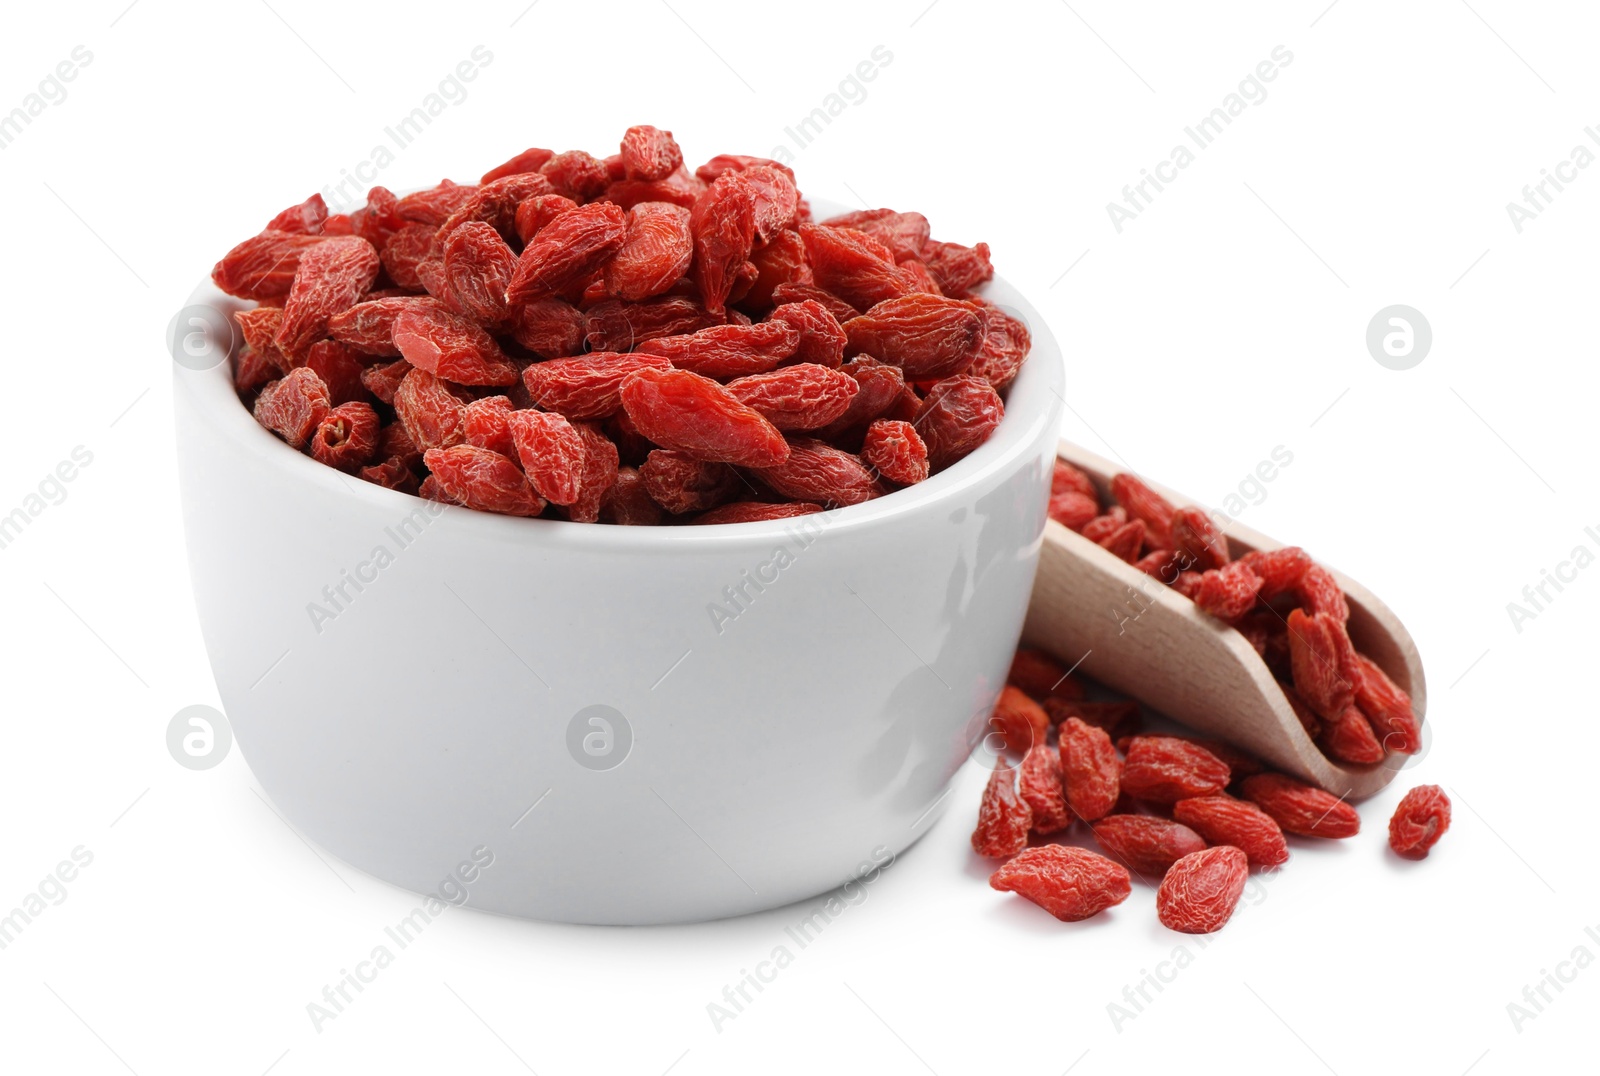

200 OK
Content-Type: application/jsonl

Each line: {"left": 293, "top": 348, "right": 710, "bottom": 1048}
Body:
{"left": 1193, "top": 561, "right": 1265, "bottom": 620}
{"left": 253, "top": 368, "right": 332, "bottom": 449}
{"left": 392, "top": 305, "right": 518, "bottom": 386}
{"left": 212, "top": 231, "right": 328, "bottom": 300}
{"left": 1319, "top": 704, "right": 1386, "bottom": 765}
{"left": 539, "top": 149, "right": 611, "bottom": 202}
{"left": 393, "top": 367, "right": 470, "bottom": 452}
{"left": 1352, "top": 652, "right": 1421, "bottom": 755}
{"left": 605, "top": 201, "right": 693, "bottom": 301}
{"left": 967, "top": 302, "right": 1032, "bottom": 390}
{"left": 1098, "top": 519, "right": 1147, "bottom": 564}
{"left": 524, "top": 352, "right": 671, "bottom": 421}
{"left": 726, "top": 364, "right": 859, "bottom": 431}
{"left": 310, "top": 401, "right": 379, "bottom": 471}
{"left": 506, "top": 201, "right": 627, "bottom": 304}
{"left": 422, "top": 445, "right": 545, "bottom": 517}
{"left": 564, "top": 423, "right": 620, "bottom": 523}
{"left": 443, "top": 221, "right": 517, "bottom": 324}
{"left": 1287, "top": 608, "right": 1358, "bottom": 721}
{"left": 1239, "top": 774, "right": 1361, "bottom": 839}
{"left": 920, "top": 238, "right": 994, "bottom": 296}
{"left": 1058, "top": 716, "right": 1122, "bottom": 822}
{"left": 328, "top": 296, "right": 444, "bottom": 357}
{"left": 1109, "top": 473, "right": 1176, "bottom": 549}
{"left": 860, "top": 419, "right": 929, "bottom": 485}
{"left": 691, "top": 173, "right": 757, "bottom": 316}
{"left": 1388, "top": 784, "right": 1450, "bottom": 859}
{"left": 510, "top": 298, "right": 587, "bottom": 358}
{"left": 916, "top": 375, "right": 1004, "bottom": 471}
{"left": 988, "top": 685, "right": 1049, "bottom": 755}
{"left": 513, "top": 193, "right": 580, "bottom": 244}
{"left": 619, "top": 125, "right": 683, "bottom": 182}
{"left": 360, "top": 360, "right": 411, "bottom": 406}
{"left": 989, "top": 845, "right": 1131, "bottom": 922}
{"left": 1157, "top": 847, "right": 1249, "bottom": 934}
{"left": 1170, "top": 506, "right": 1231, "bottom": 571}
{"left": 599, "top": 466, "right": 665, "bottom": 525}
{"left": 768, "top": 300, "right": 847, "bottom": 368}
{"left": 481, "top": 146, "right": 555, "bottom": 184}
{"left": 821, "top": 208, "right": 931, "bottom": 262}
{"left": 1238, "top": 546, "right": 1313, "bottom": 600}
{"left": 620, "top": 367, "right": 790, "bottom": 468}
{"left": 506, "top": 409, "right": 586, "bottom": 505}
{"left": 844, "top": 294, "right": 985, "bottom": 380}
{"left": 751, "top": 437, "right": 881, "bottom": 508}
{"left": 638, "top": 320, "right": 800, "bottom": 379}
{"left": 1019, "top": 743, "right": 1072, "bottom": 835}
{"left": 1049, "top": 491, "right": 1099, "bottom": 531}
{"left": 971, "top": 762, "right": 1031, "bottom": 858}
{"left": 275, "top": 236, "right": 381, "bottom": 359}
{"left": 1120, "top": 736, "right": 1231, "bottom": 805}
{"left": 1091, "top": 815, "right": 1208, "bottom": 876}
{"left": 1172, "top": 794, "right": 1289, "bottom": 868}
{"left": 799, "top": 223, "right": 917, "bottom": 311}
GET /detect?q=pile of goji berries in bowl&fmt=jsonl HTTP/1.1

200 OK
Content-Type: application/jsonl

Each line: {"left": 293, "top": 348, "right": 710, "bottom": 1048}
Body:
{"left": 208, "top": 125, "right": 1034, "bottom": 524}
{"left": 173, "top": 126, "right": 1067, "bottom": 925}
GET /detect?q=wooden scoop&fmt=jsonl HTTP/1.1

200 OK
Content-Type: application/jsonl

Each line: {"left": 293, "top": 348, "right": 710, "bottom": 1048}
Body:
{"left": 1022, "top": 441, "right": 1426, "bottom": 800}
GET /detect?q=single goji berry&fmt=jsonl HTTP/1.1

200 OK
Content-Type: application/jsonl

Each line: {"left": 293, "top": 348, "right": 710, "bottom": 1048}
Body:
{"left": 1098, "top": 519, "right": 1147, "bottom": 564}
{"left": 859, "top": 419, "right": 929, "bottom": 485}
{"left": 746, "top": 230, "right": 814, "bottom": 307}
{"left": 253, "top": 368, "right": 332, "bottom": 449}
{"left": 443, "top": 221, "right": 517, "bottom": 324}
{"left": 234, "top": 306, "right": 289, "bottom": 372}
{"left": 1091, "top": 815, "right": 1208, "bottom": 876}
{"left": 988, "top": 685, "right": 1050, "bottom": 755}
{"left": 509, "top": 297, "right": 587, "bottom": 358}
{"left": 844, "top": 294, "right": 985, "bottom": 380}
{"left": 915, "top": 375, "right": 1004, "bottom": 471}
{"left": 1109, "top": 473, "right": 1176, "bottom": 549}
{"left": 212, "top": 231, "right": 329, "bottom": 300}
{"left": 564, "top": 423, "right": 620, "bottom": 524}
{"left": 1157, "top": 847, "right": 1249, "bottom": 934}
{"left": 506, "top": 409, "right": 587, "bottom": 506}
{"left": 392, "top": 305, "right": 519, "bottom": 386}
{"left": 1287, "top": 608, "right": 1358, "bottom": 721}
{"left": 1388, "top": 784, "right": 1450, "bottom": 859}
{"left": 726, "top": 364, "right": 859, "bottom": 432}
{"left": 919, "top": 238, "right": 994, "bottom": 297}
{"left": 1170, "top": 506, "right": 1231, "bottom": 571}
{"left": 989, "top": 845, "right": 1131, "bottom": 921}
{"left": 583, "top": 296, "right": 717, "bottom": 352}
{"left": 1120, "top": 736, "right": 1231, "bottom": 804}
{"left": 481, "top": 146, "right": 555, "bottom": 184}
{"left": 1052, "top": 460, "right": 1097, "bottom": 500}
{"left": 1352, "top": 652, "right": 1421, "bottom": 754}
{"left": 233, "top": 346, "right": 278, "bottom": 394}
{"left": 1239, "top": 773, "right": 1360, "bottom": 838}
{"left": 599, "top": 466, "right": 666, "bottom": 525}
{"left": 821, "top": 208, "right": 932, "bottom": 262}
{"left": 275, "top": 236, "right": 381, "bottom": 359}
{"left": 358, "top": 454, "right": 421, "bottom": 494}
{"left": 423, "top": 445, "right": 545, "bottom": 517}
{"left": 460, "top": 396, "right": 515, "bottom": 458}
{"left": 393, "top": 367, "right": 471, "bottom": 452}
{"left": 691, "top": 172, "right": 758, "bottom": 316}
{"left": 379, "top": 222, "right": 437, "bottom": 290}
{"left": 395, "top": 181, "right": 477, "bottom": 226}
{"left": 506, "top": 201, "right": 627, "bottom": 304}
{"left": 1318, "top": 704, "right": 1386, "bottom": 765}
{"left": 768, "top": 300, "right": 847, "bottom": 368}
{"left": 1172, "top": 794, "right": 1289, "bottom": 867}
{"left": 1049, "top": 491, "right": 1100, "bottom": 532}
{"left": 1295, "top": 564, "right": 1350, "bottom": 622}
{"left": 513, "top": 193, "right": 580, "bottom": 245}
{"left": 327, "top": 296, "right": 445, "bottom": 356}
{"left": 524, "top": 351, "right": 671, "bottom": 421}
{"left": 618, "top": 125, "right": 684, "bottom": 182}
{"left": 1059, "top": 716, "right": 1122, "bottom": 822}
{"left": 1193, "top": 561, "right": 1265, "bottom": 620}
{"left": 360, "top": 360, "right": 412, "bottom": 406}
{"left": 1237, "top": 546, "right": 1313, "bottom": 600}
{"left": 310, "top": 401, "right": 379, "bottom": 471}
{"left": 605, "top": 201, "right": 693, "bottom": 301}
{"left": 966, "top": 302, "right": 1032, "bottom": 390}
{"left": 304, "top": 339, "right": 369, "bottom": 406}
{"left": 1019, "top": 742, "right": 1072, "bottom": 835}
{"left": 750, "top": 437, "right": 882, "bottom": 508}
{"left": 815, "top": 357, "right": 906, "bottom": 440}
{"left": 799, "top": 223, "right": 918, "bottom": 311}
{"left": 638, "top": 320, "right": 800, "bottom": 379}
{"left": 539, "top": 149, "right": 610, "bottom": 202}
{"left": 619, "top": 367, "right": 790, "bottom": 468}
{"left": 971, "top": 762, "right": 1031, "bottom": 858}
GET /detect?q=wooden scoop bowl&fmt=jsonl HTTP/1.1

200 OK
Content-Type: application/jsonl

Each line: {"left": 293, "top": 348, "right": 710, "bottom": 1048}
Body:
{"left": 1021, "top": 441, "right": 1426, "bottom": 800}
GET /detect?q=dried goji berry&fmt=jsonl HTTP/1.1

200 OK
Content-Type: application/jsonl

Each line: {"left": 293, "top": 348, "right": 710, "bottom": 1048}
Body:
{"left": 583, "top": 296, "right": 716, "bottom": 352}
{"left": 460, "top": 396, "right": 515, "bottom": 458}
{"left": 859, "top": 419, "right": 929, "bottom": 485}
{"left": 1295, "top": 565, "right": 1350, "bottom": 622}
{"left": 1052, "top": 460, "right": 1097, "bottom": 500}
{"left": 327, "top": 296, "right": 443, "bottom": 356}
{"left": 422, "top": 445, "right": 545, "bottom": 517}
{"left": 844, "top": 294, "right": 984, "bottom": 380}
{"left": 599, "top": 466, "right": 666, "bottom": 525}
{"left": 1157, "top": 847, "right": 1249, "bottom": 934}
{"left": 539, "top": 149, "right": 611, "bottom": 202}
{"left": 1172, "top": 794, "right": 1289, "bottom": 867}
{"left": 746, "top": 230, "right": 813, "bottom": 307}
{"left": 821, "top": 209, "right": 931, "bottom": 262}
{"left": 915, "top": 375, "right": 1004, "bottom": 471}
{"left": 358, "top": 455, "right": 421, "bottom": 494}
{"left": 1287, "top": 608, "right": 1358, "bottom": 721}
{"left": 1318, "top": 704, "right": 1385, "bottom": 765}
{"left": 1049, "top": 491, "right": 1100, "bottom": 532}
{"left": 1281, "top": 685, "right": 1323, "bottom": 740}
{"left": 1080, "top": 509, "right": 1127, "bottom": 544}
{"left": 971, "top": 762, "right": 1031, "bottom": 858}
{"left": 799, "top": 223, "right": 918, "bottom": 311}
{"left": 1098, "top": 519, "right": 1147, "bottom": 564}
{"left": 1237, "top": 546, "right": 1313, "bottom": 600}
{"left": 234, "top": 307, "right": 289, "bottom": 372}
{"left": 768, "top": 300, "right": 847, "bottom": 368}
{"left": 264, "top": 192, "right": 328, "bottom": 235}
{"left": 638, "top": 320, "right": 800, "bottom": 379}
{"left": 1091, "top": 815, "right": 1208, "bottom": 876}
{"left": 513, "top": 193, "right": 580, "bottom": 245}
{"left": 1109, "top": 473, "right": 1176, "bottom": 550}
{"left": 1058, "top": 716, "right": 1122, "bottom": 822}
{"left": 989, "top": 845, "right": 1131, "bottom": 921}
{"left": 564, "top": 423, "right": 620, "bottom": 524}
{"left": 1388, "top": 784, "right": 1450, "bottom": 859}
{"left": 1120, "top": 736, "right": 1231, "bottom": 804}
{"left": 740, "top": 164, "right": 800, "bottom": 244}
{"left": 769, "top": 282, "right": 860, "bottom": 324}
{"left": 506, "top": 201, "right": 627, "bottom": 304}
{"left": 360, "top": 359, "right": 412, "bottom": 406}
{"left": 253, "top": 368, "right": 331, "bottom": 449}
{"left": 1170, "top": 506, "right": 1231, "bottom": 571}
{"left": 304, "top": 339, "right": 369, "bottom": 406}
{"left": 620, "top": 367, "right": 790, "bottom": 468}
{"left": 605, "top": 201, "right": 693, "bottom": 301}
{"left": 618, "top": 125, "right": 683, "bottom": 182}
{"left": 988, "top": 685, "right": 1049, "bottom": 755}
{"left": 919, "top": 238, "right": 994, "bottom": 297}
{"left": 1193, "top": 561, "right": 1265, "bottom": 620}
{"left": 694, "top": 154, "right": 796, "bottom": 185}
{"left": 690, "top": 172, "right": 757, "bottom": 317}
{"left": 694, "top": 501, "right": 823, "bottom": 525}
{"left": 602, "top": 167, "right": 705, "bottom": 210}
{"left": 751, "top": 437, "right": 881, "bottom": 508}
{"left": 275, "top": 236, "right": 381, "bottom": 359}
{"left": 443, "top": 221, "right": 517, "bottom": 324}
{"left": 1239, "top": 774, "right": 1360, "bottom": 839}
{"left": 815, "top": 357, "right": 906, "bottom": 440}
{"left": 524, "top": 351, "right": 671, "bottom": 421}
{"left": 1019, "top": 743, "right": 1072, "bottom": 835}
{"left": 395, "top": 181, "right": 476, "bottom": 226}
{"left": 392, "top": 305, "right": 519, "bottom": 386}
{"left": 379, "top": 222, "right": 436, "bottom": 291}
{"left": 509, "top": 297, "right": 586, "bottom": 359}
{"left": 310, "top": 401, "right": 379, "bottom": 471}
{"left": 1352, "top": 653, "right": 1421, "bottom": 755}
{"left": 212, "top": 231, "right": 328, "bottom": 300}
{"left": 439, "top": 173, "right": 555, "bottom": 245}
{"left": 505, "top": 409, "right": 586, "bottom": 505}
{"left": 724, "top": 364, "right": 859, "bottom": 432}
{"left": 233, "top": 346, "right": 278, "bottom": 394}
{"left": 393, "top": 367, "right": 470, "bottom": 452}
{"left": 1007, "top": 649, "right": 1086, "bottom": 702}
{"left": 966, "top": 302, "right": 1032, "bottom": 390}
{"left": 481, "top": 146, "right": 555, "bottom": 184}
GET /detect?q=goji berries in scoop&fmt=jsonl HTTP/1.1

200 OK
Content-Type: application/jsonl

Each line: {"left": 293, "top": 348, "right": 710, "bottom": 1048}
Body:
{"left": 216, "top": 126, "right": 1033, "bottom": 524}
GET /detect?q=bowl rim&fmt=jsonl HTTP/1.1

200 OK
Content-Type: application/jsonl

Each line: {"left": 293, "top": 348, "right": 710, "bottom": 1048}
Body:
{"left": 175, "top": 203, "right": 1065, "bottom": 551}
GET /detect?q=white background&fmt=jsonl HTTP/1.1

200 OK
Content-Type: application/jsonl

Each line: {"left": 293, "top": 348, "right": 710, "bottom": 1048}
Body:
{"left": 0, "top": 1, "right": 1595, "bottom": 1073}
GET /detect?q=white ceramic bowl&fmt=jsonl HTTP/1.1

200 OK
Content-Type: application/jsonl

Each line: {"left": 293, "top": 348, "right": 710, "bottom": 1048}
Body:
{"left": 172, "top": 235, "right": 1064, "bottom": 925}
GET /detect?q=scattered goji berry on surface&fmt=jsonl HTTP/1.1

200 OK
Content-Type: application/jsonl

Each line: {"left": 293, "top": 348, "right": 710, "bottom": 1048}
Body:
{"left": 989, "top": 845, "right": 1131, "bottom": 922}
{"left": 1388, "top": 785, "right": 1450, "bottom": 859}
{"left": 1157, "top": 847, "right": 1249, "bottom": 934}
